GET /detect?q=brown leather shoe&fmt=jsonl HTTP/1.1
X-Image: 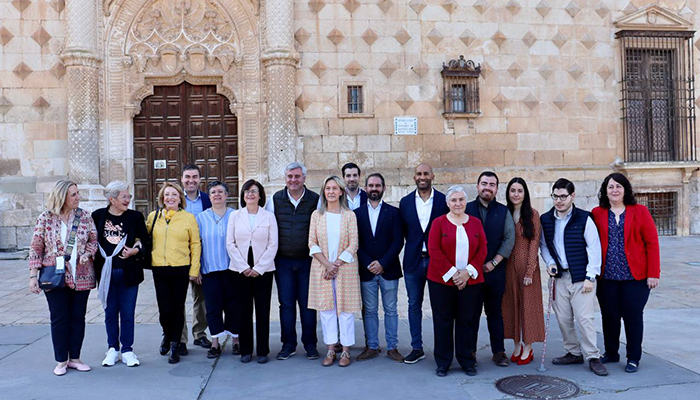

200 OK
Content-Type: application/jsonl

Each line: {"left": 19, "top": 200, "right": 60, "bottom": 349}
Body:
{"left": 387, "top": 349, "right": 404, "bottom": 363}
{"left": 552, "top": 353, "right": 584, "bottom": 365}
{"left": 338, "top": 351, "right": 351, "bottom": 367}
{"left": 492, "top": 351, "right": 509, "bottom": 367}
{"left": 356, "top": 347, "right": 380, "bottom": 361}
{"left": 322, "top": 350, "right": 336, "bottom": 367}
{"left": 589, "top": 358, "right": 609, "bottom": 376}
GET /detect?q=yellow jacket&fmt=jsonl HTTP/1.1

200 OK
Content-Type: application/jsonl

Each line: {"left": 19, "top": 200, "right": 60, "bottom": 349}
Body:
{"left": 146, "top": 209, "right": 201, "bottom": 277}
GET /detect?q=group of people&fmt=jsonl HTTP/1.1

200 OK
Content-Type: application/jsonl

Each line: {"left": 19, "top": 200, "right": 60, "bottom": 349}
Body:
{"left": 28, "top": 161, "right": 660, "bottom": 379}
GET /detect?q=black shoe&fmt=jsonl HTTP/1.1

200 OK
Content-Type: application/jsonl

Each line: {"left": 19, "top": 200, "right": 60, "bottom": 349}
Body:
{"left": 306, "top": 348, "right": 320, "bottom": 360}
{"left": 168, "top": 342, "right": 180, "bottom": 364}
{"left": 231, "top": 342, "right": 241, "bottom": 355}
{"left": 404, "top": 349, "right": 425, "bottom": 364}
{"left": 276, "top": 346, "right": 296, "bottom": 360}
{"left": 257, "top": 356, "right": 268, "bottom": 364}
{"left": 589, "top": 358, "right": 609, "bottom": 376}
{"left": 178, "top": 342, "right": 188, "bottom": 356}
{"left": 159, "top": 336, "right": 169, "bottom": 356}
{"left": 552, "top": 352, "right": 584, "bottom": 365}
{"left": 436, "top": 367, "right": 448, "bottom": 377}
{"left": 600, "top": 353, "right": 620, "bottom": 364}
{"left": 492, "top": 351, "right": 509, "bottom": 367}
{"left": 240, "top": 354, "right": 252, "bottom": 363}
{"left": 194, "top": 337, "right": 212, "bottom": 349}
{"left": 207, "top": 347, "right": 221, "bottom": 359}
{"left": 625, "top": 361, "right": 639, "bottom": 373}
{"left": 464, "top": 366, "right": 478, "bottom": 376}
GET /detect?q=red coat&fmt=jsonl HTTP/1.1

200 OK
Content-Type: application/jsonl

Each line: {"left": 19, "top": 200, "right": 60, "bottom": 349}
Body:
{"left": 427, "top": 214, "right": 487, "bottom": 286}
{"left": 591, "top": 204, "right": 660, "bottom": 280}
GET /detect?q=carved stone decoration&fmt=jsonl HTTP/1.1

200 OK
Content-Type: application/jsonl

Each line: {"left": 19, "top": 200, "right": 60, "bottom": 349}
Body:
{"left": 492, "top": 93, "right": 507, "bottom": 112}
{"left": 31, "top": 26, "right": 52, "bottom": 47}
{"left": 379, "top": 59, "right": 398, "bottom": 78}
{"left": 426, "top": 28, "right": 444, "bottom": 46}
{"left": 597, "top": 64, "right": 613, "bottom": 81}
{"left": 472, "top": 0, "right": 490, "bottom": 15}
{"left": 552, "top": 30, "right": 567, "bottom": 49}
{"left": 126, "top": 0, "right": 242, "bottom": 75}
{"left": 508, "top": 62, "right": 523, "bottom": 79}
{"left": 523, "top": 93, "right": 539, "bottom": 111}
{"left": 411, "top": 61, "right": 429, "bottom": 78}
{"left": 309, "top": 0, "right": 326, "bottom": 13}
{"left": 343, "top": 0, "right": 360, "bottom": 14}
{"left": 11, "top": 0, "right": 31, "bottom": 13}
{"left": 50, "top": 61, "right": 67, "bottom": 79}
{"left": 442, "top": 0, "right": 456, "bottom": 14}
{"left": 33, "top": 97, "right": 51, "bottom": 114}
{"left": 522, "top": 31, "right": 537, "bottom": 47}
{"left": 539, "top": 63, "right": 553, "bottom": 80}
{"left": 553, "top": 93, "right": 568, "bottom": 110}
{"left": 344, "top": 60, "right": 363, "bottom": 76}
{"left": 409, "top": 0, "right": 425, "bottom": 14}
{"left": 377, "top": 0, "right": 394, "bottom": 13}
{"left": 393, "top": 28, "right": 411, "bottom": 45}
{"left": 0, "top": 96, "right": 13, "bottom": 116}
{"left": 310, "top": 60, "right": 327, "bottom": 78}
{"left": 580, "top": 34, "right": 596, "bottom": 50}
{"left": 491, "top": 30, "right": 507, "bottom": 49}
{"left": 583, "top": 93, "right": 598, "bottom": 111}
{"left": 395, "top": 93, "right": 414, "bottom": 112}
{"left": 326, "top": 28, "right": 345, "bottom": 45}
{"left": 536, "top": 0, "right": 552, "bottom": 18}
{"left": 0, "top": 27, "right": 14, "bottom": 46}
{"left": 50, "top": 0, "right": 66, "bottom": 14}
{"left": 295, "top": 28, "right": 311, "bottom": 45}
{"left": 362, "top": 28, "right": 378, "bottom": 46}
{"left": 459, "top": 29, "right": 475, "bottom": 47}
{"left": 505, "top": 0, "right": 521, "bottom": 16}
{"left": 12, "top": 61, "right": 33, "bottom": 80}
{"left": 296, "top": 93, "right": 312, "bottom": 111}
{"left": 614, "top": 4, "right": 693, "bottom": 31}
{"left": 595, "top": 2, "right": 609, "bottom": 19}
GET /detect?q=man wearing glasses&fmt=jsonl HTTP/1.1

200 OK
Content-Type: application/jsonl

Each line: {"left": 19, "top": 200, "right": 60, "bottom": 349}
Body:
{"left": 540, "top": 178, "right": 607, "bottom": 376}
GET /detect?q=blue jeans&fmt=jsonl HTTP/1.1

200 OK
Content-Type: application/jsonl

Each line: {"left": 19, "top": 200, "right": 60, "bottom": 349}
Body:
{"left": 274, "top": 256, "right": 317, "bottom": 351}
{"left": 404, "top": 256, "right": 430, "bottom": 350}
{"left": 105, "top": 268, "right": 139, "bottom": 353}
{"left": 361, "top": 275, "right": 399, "bottom": 350}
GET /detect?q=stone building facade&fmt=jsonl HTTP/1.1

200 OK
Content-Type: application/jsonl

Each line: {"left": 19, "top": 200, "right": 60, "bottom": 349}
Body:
{"left": 0, "top": 0, "right": 699, "bottom": 249}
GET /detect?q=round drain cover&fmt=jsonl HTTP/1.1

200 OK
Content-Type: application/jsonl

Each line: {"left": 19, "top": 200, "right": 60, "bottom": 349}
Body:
{"left": 495, "top": 375, "right": 581, "bottom": 399}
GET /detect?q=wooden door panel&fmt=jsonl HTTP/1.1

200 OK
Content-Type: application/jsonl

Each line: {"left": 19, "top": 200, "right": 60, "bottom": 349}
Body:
{"left": 224, "top": 120, "right": 237, "bottom": 138}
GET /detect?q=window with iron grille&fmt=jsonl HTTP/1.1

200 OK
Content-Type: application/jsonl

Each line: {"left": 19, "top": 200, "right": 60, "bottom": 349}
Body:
{"left": 347, "top": 85, "right": 363, "bottom": 114}
{"left": 441, "top": 55, "right": 481, "bottom": 116}
{"left": 637, "top": 191, "right": 677, "bottom": 236}
{"left": 617, "top": 30, "right": 696, "bottom": 163}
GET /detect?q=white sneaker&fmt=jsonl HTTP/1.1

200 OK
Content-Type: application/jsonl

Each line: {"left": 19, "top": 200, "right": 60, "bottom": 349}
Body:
{"left": 121, "top": 351, "right": 140, "bottom": 367}
{"left": 102, "top": 348, "right": 120, "bottom": 366}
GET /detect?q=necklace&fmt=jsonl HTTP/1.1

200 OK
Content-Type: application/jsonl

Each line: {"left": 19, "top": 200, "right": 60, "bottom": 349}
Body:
{"left": 212, "top": 208, "right": 226, "bottom": 224}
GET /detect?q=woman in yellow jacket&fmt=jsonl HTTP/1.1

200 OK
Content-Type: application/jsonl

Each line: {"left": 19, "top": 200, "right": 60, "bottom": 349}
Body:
{"left": 146, "top": 182, "right": 201, "bottom": 364}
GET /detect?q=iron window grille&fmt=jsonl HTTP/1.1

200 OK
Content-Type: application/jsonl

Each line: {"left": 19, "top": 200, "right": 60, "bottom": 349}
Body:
{"left": 347, "top": 85, "right": 363, "bottom": 114}
{"left": 636, "top": 191, "right": 677, "bottom": 236}
{"left": 442, "top": 55, "right": 481, "bottom": 116}
{"left": 617, "top": 30, "right": 696, "bottom": 163}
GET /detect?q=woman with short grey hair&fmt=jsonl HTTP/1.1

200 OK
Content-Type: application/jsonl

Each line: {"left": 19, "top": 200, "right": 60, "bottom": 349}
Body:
{"left": 91, "top": 181, "right": 149, "bottom": 367}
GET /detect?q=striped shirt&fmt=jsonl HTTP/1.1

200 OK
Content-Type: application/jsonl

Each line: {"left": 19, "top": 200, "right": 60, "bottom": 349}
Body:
{"left": 196, "top": 208, "right": 234, "bottom": 274}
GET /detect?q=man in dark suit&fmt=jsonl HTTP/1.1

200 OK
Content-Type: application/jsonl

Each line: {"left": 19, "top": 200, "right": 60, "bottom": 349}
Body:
{"left": 399, "top": 163, "right": 449, "bottom": 364}
{"left": 355, "top": 173, "right": 405, "bottom": 363}
{"left": 342, "top": 162, "right": 367, "bottom": 210}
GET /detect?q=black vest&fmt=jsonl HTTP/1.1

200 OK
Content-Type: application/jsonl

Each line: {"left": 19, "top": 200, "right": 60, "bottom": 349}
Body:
{"left": 540, "top": 206, "right": 590, "bottom": 283}
{"left": 273, "top": 187, "right": 319, "bottom": 259}
{"left": 466, "top": 199, "right": 508, "bottom": 265}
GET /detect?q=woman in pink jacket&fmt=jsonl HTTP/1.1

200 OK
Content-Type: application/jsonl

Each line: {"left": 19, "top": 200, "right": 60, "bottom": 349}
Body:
{"left": 226, "top": 179, "right": 279, "bottom": 364}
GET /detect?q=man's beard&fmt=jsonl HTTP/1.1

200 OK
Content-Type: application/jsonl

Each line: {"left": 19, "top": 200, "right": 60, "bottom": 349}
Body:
{"left": 368, "top": 191, "right": 383, "bottom": 201}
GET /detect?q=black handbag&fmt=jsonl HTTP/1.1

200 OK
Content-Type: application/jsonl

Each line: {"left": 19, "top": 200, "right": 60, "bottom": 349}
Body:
{"left": 137, "top": 208, "right": 160, "bottom": 270}
{"left": 39, "top": 209, "right": 82, "bottom": 291}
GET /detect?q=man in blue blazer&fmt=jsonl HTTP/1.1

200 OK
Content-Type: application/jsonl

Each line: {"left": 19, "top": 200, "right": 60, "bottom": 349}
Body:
{"left": 355, "top": 173, "right": 405, "bottom": 363}
{"left": 399, "top": 163, "right": 449, "bottom": 364}
{"left": 342, "top": 162, "right": 367, "bottom": 210}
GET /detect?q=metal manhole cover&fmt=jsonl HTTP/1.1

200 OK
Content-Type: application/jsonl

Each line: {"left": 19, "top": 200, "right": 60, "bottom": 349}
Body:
{"left": 495, "top": 375, "right": 581, "bottom": 399}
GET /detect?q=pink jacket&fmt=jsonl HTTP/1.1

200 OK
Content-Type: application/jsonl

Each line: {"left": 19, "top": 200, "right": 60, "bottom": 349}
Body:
{"left": 226, "top": 207, "right": 278, "bottom": 275}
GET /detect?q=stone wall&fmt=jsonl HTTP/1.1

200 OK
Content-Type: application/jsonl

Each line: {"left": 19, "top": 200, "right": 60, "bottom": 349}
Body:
{"left": 0, "top": 0, "right": 68, "bottom": 248}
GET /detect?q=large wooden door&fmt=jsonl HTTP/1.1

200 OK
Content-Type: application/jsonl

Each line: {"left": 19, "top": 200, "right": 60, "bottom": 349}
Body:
{"left": 133, "top": 83, "right": 238, "bottom": 216}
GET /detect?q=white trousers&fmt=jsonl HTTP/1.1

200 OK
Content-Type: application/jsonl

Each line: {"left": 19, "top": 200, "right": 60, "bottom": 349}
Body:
{"left": 319, "top": 279, "right": 355, "bottom": 346}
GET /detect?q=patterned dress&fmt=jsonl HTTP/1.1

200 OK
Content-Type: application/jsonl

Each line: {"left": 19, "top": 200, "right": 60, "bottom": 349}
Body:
{"left": 502, "top": 209, "right": 545, "bottom": 344}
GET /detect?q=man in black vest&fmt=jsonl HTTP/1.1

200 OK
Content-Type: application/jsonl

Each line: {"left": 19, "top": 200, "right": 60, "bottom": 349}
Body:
{"left": 266, "top": 162, "right": 321, "bottom": 361}
{"left": 465, "top": 171, "right": 514, "bottom": 367}
{"left": 540, "top": 178, "right": 607, "bottom": 376}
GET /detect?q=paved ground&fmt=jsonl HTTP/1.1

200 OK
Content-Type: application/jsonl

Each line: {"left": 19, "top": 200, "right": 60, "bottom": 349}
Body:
{"left": 1, "top": 236, "right": 699, "bottom": 399}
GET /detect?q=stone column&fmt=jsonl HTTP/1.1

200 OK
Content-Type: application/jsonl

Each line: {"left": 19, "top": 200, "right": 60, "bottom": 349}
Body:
{"left": 261, "top": 0, "right": 299, "bottom": 181}
{"left": 61, "top": 0, "right": 100, "bottom": 185}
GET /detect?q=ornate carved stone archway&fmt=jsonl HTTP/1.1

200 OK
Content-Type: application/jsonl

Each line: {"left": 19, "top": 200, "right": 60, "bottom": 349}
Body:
{"left": 101, "top": 0, "right": 263, "bottom": 187}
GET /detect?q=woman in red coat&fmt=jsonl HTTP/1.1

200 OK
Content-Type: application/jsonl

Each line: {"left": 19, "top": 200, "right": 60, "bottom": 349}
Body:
{"left": 427, "top": 185, "right": 487, "bottom": 377}
{"left": 591, "top": 173, "right": 660, "bottom": 374}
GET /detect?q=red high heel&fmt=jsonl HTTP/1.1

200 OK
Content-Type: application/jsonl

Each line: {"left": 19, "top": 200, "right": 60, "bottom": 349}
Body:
{"left": 517, "top": 349, "right": 534, "bottom": 365}
{"left": 510, "top": 348, "right": 522, "bottom": 363}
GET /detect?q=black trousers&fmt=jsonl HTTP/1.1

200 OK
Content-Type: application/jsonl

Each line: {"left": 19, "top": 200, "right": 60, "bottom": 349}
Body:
{"left": 235, "top": 271, "right": 274, "bottom": 357}
{"left": 152, "top": 267, "right": 190, "bottom": 344}
{"left": 201, "top": 269, "right": 239, "bottom": 338}
{"left": 45, "top": 288, "right": 90, "bottom": 362}
{"left": 429, "top": 280, "right": 482, "bottom": 370}
{"left": 471, "top": 267, "right": 506, "bottom": 354}
{"left": 597, "top": 278, "right": 650, "bottom": 363}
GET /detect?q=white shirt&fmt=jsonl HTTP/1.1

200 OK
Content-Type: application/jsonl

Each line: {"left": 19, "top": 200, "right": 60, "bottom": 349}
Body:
{"left": 247, "top": 213, "right": 256, "bottom": 230}
{"left": 539, "top": 208, "right": 602, "bottom": 279}
{"left": 347, "top": 189, "right": 362, "bottom": 211}
{"left": 415, "top": 188, "right": 434, "bottom": 251}
{"left": 367, "top": 201, "right": 382, "bottom": 236}
{"left": 455, "top": 225, "right": 469, "bottom": 271}
{"left": 309, "top": 212, "right": 354, "bottom": 263}
{"left": 60, "top": 221, "right": 78, "bottom": 279}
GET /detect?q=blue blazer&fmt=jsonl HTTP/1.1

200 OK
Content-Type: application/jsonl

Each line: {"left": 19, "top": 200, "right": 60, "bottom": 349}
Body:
{"left": 200, "top": 190, "right": 212, "bottom": 211}
{"left": 355, "top": 202, "right": 404, "bottom": 282}
{"left": 399, "top": 189, "right": 449, "bottom": 274}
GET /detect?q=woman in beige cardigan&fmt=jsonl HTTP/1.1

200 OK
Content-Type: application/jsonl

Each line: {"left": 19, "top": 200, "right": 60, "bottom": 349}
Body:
{"left": 308, "top": 176, "right": 361, "bottom": 367}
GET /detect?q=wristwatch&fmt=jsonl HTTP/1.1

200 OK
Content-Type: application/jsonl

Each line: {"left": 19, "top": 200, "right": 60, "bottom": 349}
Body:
{"left": 585, "top": 276, "right": 596, "bottom": 282}
{"left": 491, "top": 259, "right": 498, "bottom": 267}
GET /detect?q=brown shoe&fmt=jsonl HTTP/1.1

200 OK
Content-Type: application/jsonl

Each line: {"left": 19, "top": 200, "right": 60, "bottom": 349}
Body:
{"left": 387, "top": 349, "right": 404, "bottom": 363}
{"left": 552, "top": 352, "right": 584, "bottom": 365}
{"left": 589, "top": 358, "right": 609, "bottom": 376}
{"left": 492, "top": 351, "right": 509, "bottom": 367}
{"left": 338, "top": 351, "right": 351, "bottom": 367}
{"left": 356, "top": 347, "right": 380, "bottom": 361}
{"left": 322, "top": 350, "right": 336, "bottom": 367}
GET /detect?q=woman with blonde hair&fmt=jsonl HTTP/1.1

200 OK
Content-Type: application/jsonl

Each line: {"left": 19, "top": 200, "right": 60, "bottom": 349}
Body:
{"left": 29, "top": 179, "right": 98, "bottom": 375}
{"left": 146, "top": 182, "right": 201, "bottom": 364}
{"left": 307, "top": 176, "right": 361, "bottom": 367}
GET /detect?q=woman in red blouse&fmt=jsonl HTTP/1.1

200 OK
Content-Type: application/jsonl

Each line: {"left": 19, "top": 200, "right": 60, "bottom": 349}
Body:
{"left": 427, "top": 185, "right": 487, "bottom": 377}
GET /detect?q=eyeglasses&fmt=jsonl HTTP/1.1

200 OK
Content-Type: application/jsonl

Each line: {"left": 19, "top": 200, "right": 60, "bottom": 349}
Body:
{"left": 244, "top": 189, "right": 259, "bottom": 195}
{"left": 551, "top": 193, "right": 571, "bottom": 201}
{"left": 117, "top": 194, "right": 132, "bottom": 200}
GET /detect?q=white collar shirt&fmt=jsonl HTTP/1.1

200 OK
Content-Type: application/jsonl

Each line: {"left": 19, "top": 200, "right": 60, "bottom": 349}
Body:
{"left": 415, "top": 188, "right": 434, "bottom": 251}
{"left": 367, "top": 200, "right": 382, "bottom": 236}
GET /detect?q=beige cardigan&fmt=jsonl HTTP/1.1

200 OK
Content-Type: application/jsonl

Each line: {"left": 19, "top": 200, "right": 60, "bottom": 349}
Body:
{"left": 226, "top": 207, "right": 278, "bottom": 275}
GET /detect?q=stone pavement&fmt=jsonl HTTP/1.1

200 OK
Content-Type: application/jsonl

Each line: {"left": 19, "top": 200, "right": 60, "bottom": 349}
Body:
{"left": 1, "top": 237, "right": 699, "bottom": 399}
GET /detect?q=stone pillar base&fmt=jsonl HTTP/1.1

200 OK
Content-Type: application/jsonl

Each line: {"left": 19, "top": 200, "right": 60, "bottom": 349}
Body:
{"left": 77, "top": 184, "right": 107, "bottom": 213}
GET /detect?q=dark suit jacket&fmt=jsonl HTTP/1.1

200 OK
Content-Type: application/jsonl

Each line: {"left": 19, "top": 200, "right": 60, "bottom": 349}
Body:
{"left": 349, "top": 189, "right": 368, "bottom": 209}
{"left": 355, "top": 202, "right": 404, "bottom": 282}
{"left": 399, "top": 189, "right": 449, "bottom": 274}
{"left": 200, "top": 190, "right": 212, "bottom": 211}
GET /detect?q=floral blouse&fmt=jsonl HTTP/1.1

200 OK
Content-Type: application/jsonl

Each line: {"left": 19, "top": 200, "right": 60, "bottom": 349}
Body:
{"left": 602, "top": 210, "right": 634, "bottom": 281}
